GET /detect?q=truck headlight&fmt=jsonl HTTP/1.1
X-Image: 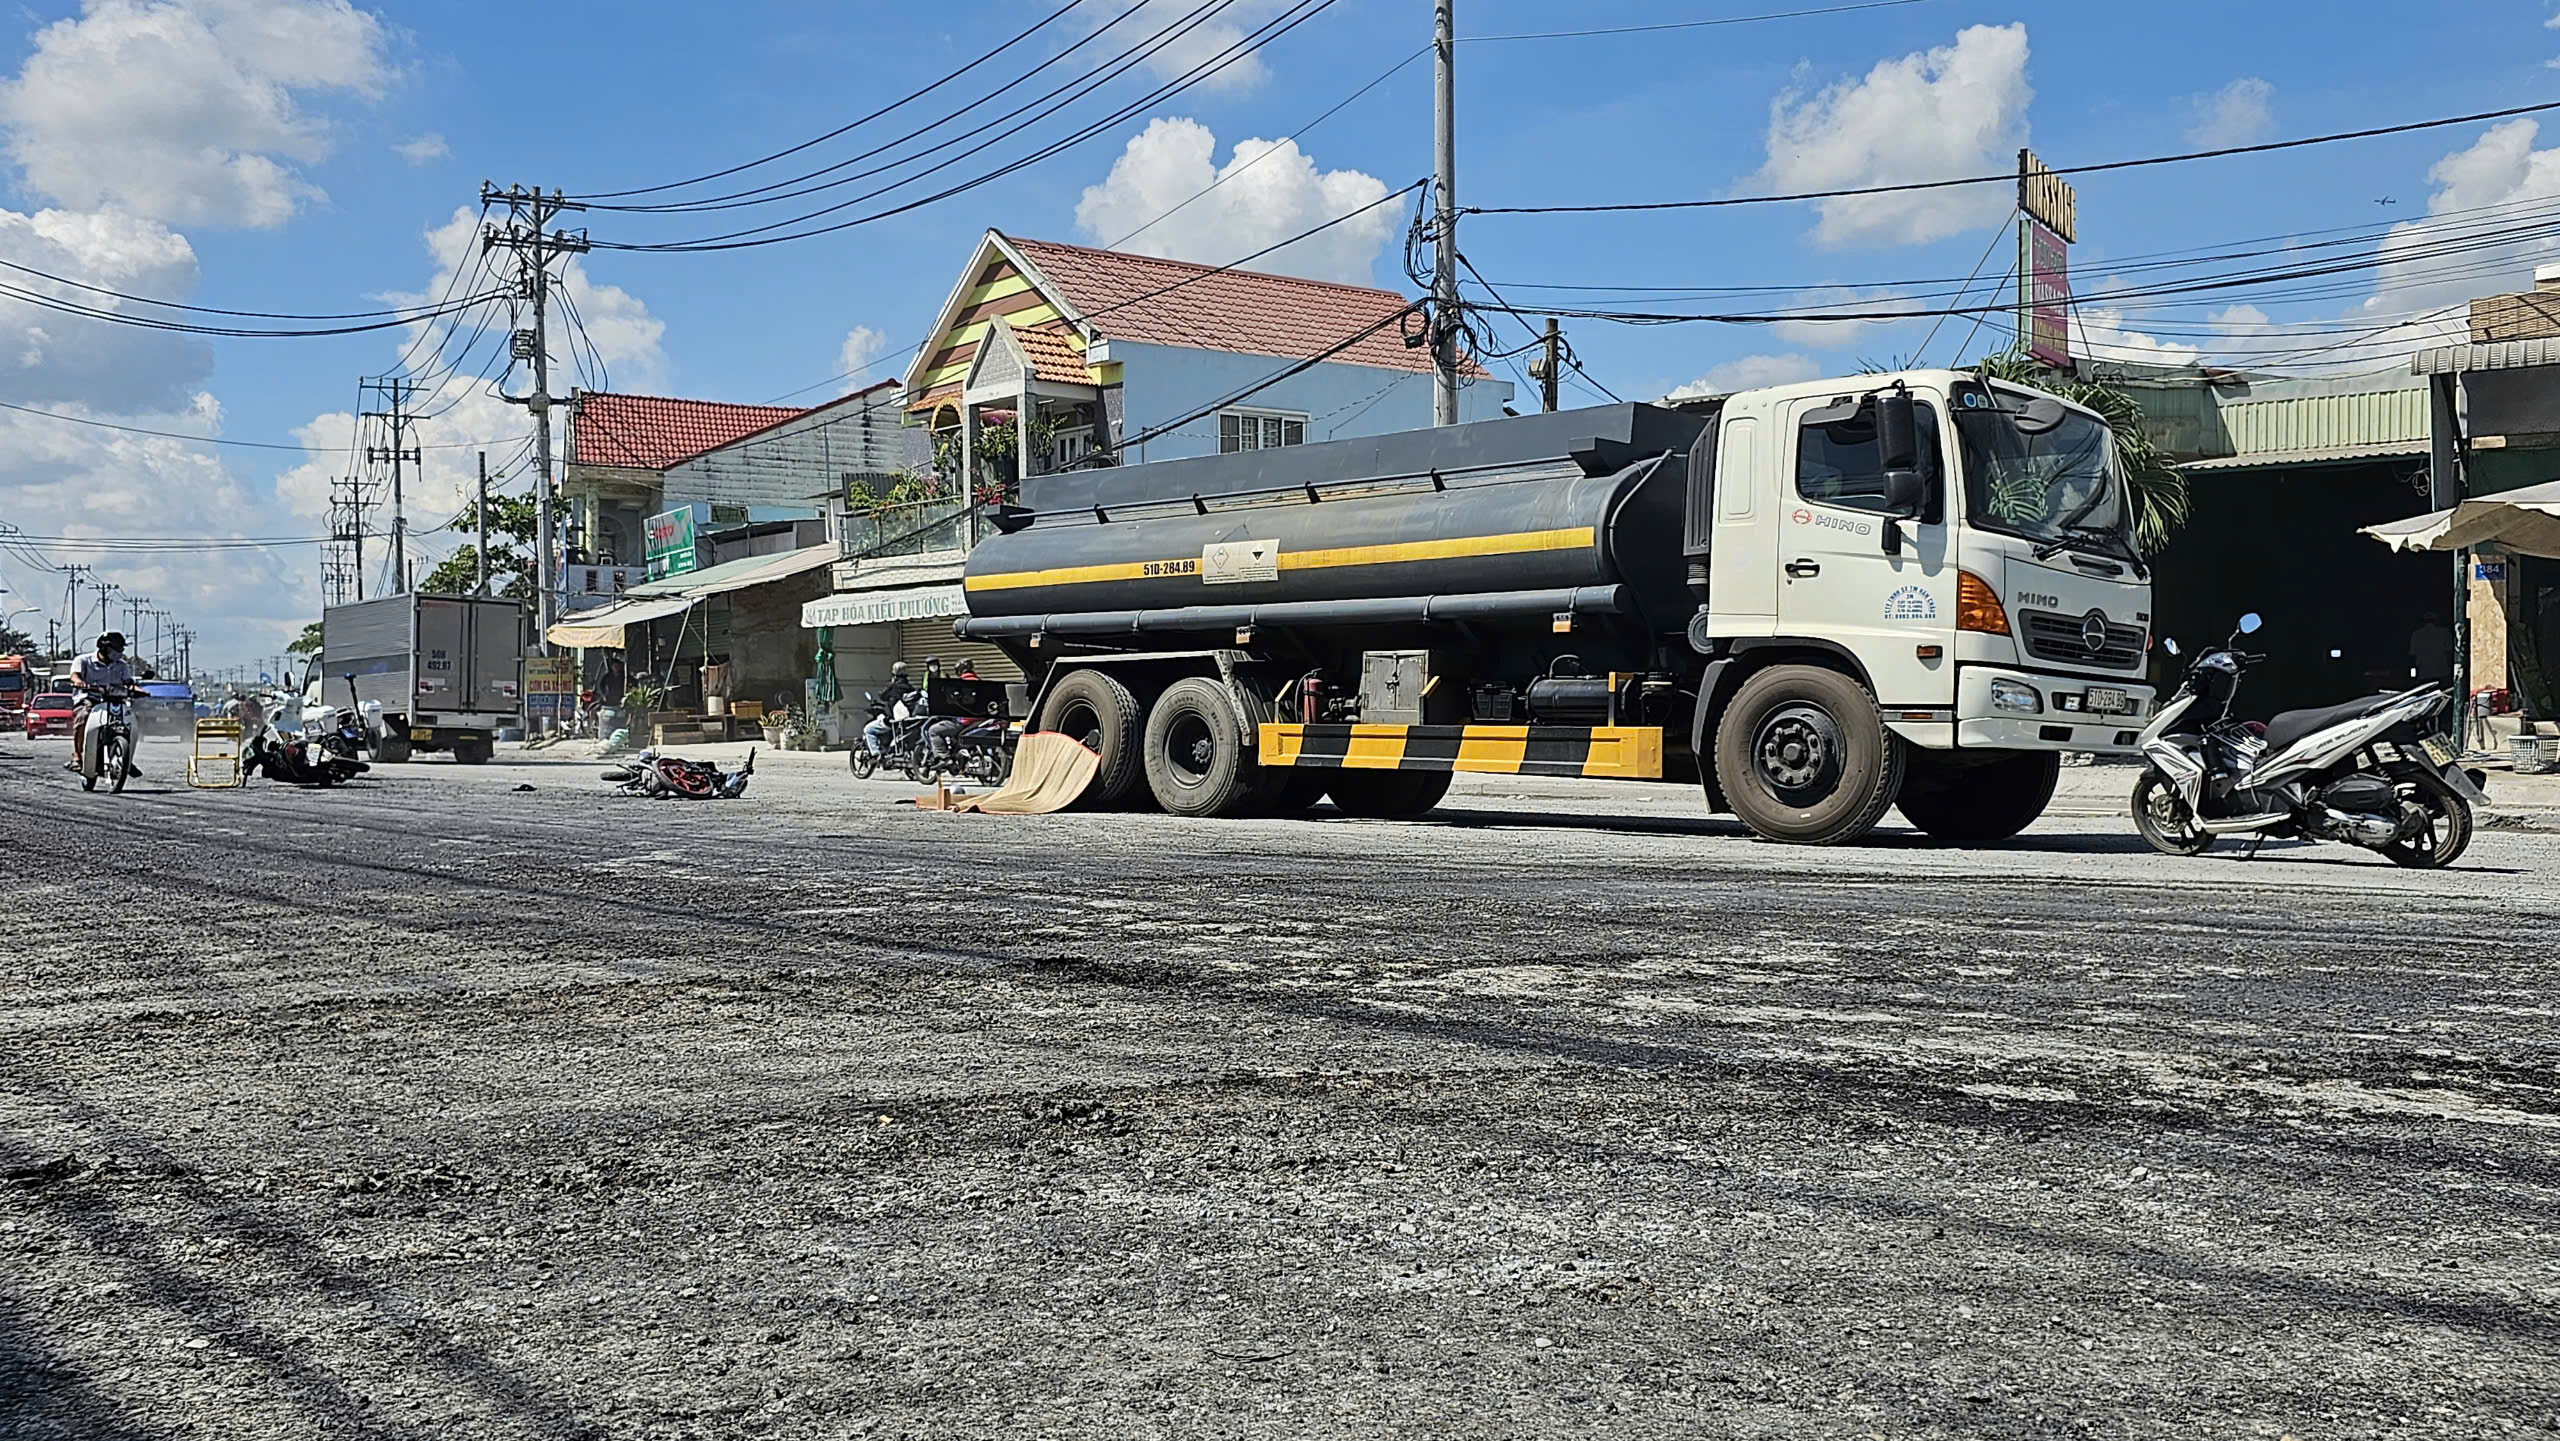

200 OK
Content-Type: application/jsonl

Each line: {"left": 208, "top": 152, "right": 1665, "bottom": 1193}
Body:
{"left": 1990, "top": 679, "right": 2043, "bottom": 714}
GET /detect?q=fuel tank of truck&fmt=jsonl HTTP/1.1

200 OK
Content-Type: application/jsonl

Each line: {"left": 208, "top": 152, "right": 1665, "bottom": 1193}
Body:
{"left": 961, "top": 404, "right": 1708, "bottom": 630}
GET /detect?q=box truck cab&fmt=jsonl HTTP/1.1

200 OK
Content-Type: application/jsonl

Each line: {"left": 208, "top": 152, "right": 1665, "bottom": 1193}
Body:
{"left": 957, "top": 369, "right": 2153, "bottom": 846}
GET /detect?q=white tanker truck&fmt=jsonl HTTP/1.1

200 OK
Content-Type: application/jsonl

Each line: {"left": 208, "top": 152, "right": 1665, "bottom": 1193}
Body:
{"left": 956, "top": 370, "right": 2154, "bottom": 846}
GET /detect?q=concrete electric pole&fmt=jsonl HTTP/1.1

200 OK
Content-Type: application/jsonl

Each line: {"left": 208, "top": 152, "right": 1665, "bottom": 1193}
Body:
{"left": 476, "top": 450, "right": 491, "bottom": 595}
{"left": 1431, "top": 0, "right": 1460, "bottom": 427}
{"left": 482, "top": 184, "right": 590, "bottom": 649}
{"left": 363, "top": 377, "right": 421, "bottom": 593}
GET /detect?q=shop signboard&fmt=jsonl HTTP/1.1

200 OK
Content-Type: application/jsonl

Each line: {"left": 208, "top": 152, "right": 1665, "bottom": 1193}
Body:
{"left": 644, "top": 503, "right": 706, "bottom": 579}
{"left": 523, "top": 655, "right": 576, "bottom": 723}
{"left": 2019, "top": 217, "right": 2070, "bottom": 370}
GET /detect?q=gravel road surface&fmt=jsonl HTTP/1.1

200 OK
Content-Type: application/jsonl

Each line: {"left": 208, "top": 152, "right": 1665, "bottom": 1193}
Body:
{"left": 3, "top": 738, "right": 2555, "bottom": 1440}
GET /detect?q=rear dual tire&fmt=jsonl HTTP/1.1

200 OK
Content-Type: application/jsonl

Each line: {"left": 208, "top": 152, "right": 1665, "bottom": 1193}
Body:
{"left": 1895, "top": 749, "right": 2059, "bottom": 846}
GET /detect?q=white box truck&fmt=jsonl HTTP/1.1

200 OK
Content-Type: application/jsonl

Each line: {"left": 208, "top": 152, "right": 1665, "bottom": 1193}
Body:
{"left": 319, "top": 594, "right": 527, "bottom": 764}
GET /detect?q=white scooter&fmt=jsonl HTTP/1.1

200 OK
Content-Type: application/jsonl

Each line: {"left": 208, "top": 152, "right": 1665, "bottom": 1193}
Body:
{"left": 2131, "top": 612, "right": 2488, "bottom": 867}
{"left": 76, "top": 684, "right": 140, "bottom": 794}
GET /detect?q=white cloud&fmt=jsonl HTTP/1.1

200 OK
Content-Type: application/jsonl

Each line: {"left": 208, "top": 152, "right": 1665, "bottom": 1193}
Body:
{"left": 1766, "top": 285, "right": 1924, "bottom": 348}
{"left": 1074, "top": 117, "right": 1394, "bottom": 285}
{"left": 1666, "top": 353, "right": 1822, "bottom": 400}
{"left": 2066, "top": 307, "right": 2200, "bottom": 367}
{"left": 1755, "top": 23, "right": 2032, "bottom": 251}
{"left": 0, "top": 0, "right": 389, "bottom": 229}
{"left": 394, "top": 132, "right": 449, "bottom": 166}
{"left": 1071, "top": 1, "right": 1290, "bottom": 97}
{"left": 0, "top": 207, "right": 208, "bottom": 410}
{"left": 837, "top": 324, "right": 889, "bottom": 383}
{"left": 2186, "top": 77, "right": 2274, "bottom": 148}
{"left": 2360, "top": 118, "right": 2560, "bottom": 323}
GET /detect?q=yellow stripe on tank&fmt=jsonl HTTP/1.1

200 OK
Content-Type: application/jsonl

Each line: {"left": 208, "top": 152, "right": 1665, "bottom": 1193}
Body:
{"left": 963, "top": 526, "right": 1597, "bottom": 593}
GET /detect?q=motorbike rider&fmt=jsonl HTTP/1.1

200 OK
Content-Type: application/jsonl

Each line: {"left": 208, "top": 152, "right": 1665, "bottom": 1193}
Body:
{"left": 67, "top": 632, "right": 141, "bottom": 776}
{"left": 865, "top": 661, "right": 918, "bottom": 758}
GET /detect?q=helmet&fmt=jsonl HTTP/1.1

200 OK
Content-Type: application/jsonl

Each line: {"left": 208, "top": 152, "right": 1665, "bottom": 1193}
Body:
{"left": 889, "top": 661, "right": 908, "bottom": 675}
{"left": 97, "top": 632, "right": 125, "bottom": 652}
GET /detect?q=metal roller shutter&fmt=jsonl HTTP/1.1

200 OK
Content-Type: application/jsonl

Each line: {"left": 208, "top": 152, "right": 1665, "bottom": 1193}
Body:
{"left": 896, "top": 618, "right": 1021, "bottom": 681}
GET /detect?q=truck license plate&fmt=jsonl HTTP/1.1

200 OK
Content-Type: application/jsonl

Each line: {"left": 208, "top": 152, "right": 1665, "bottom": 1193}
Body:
{"left": 410, "top": 728, "right": 434, "bottom": 742}
{"left": 2084, "top": 686, "right": 2130, "bottom": 714}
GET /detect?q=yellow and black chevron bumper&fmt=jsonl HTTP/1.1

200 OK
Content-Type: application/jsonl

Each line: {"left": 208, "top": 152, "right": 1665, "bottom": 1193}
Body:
{"left": 1258, "top": 723, "right": 1662, "bottom": 779}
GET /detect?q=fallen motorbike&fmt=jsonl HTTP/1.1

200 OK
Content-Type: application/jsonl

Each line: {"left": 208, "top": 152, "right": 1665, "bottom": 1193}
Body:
{"left": 2132, "top": 611, "right": 2488, "bottom": 867}
{"left": 76, "top": 684, "right": 139, "bottom": 793}
{"left": 603, "top": 747, "right": 756, "bottom": 799}
{"left": 244, "top": 708, "right": 370, "bottom": 787}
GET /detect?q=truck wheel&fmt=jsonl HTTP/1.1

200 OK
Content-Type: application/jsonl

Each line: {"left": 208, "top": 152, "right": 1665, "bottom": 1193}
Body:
{"left": 1142, "top": 677, "right": 1258, "bottom": 817}
{"left": 1325, "top": 769, "right": 1452, "bottom": 819}
{"left": 373, "top": 736, "right": 412, "bottom": 764}
{"left": 453, "top": 738, "right": 494, "bottom": 765}
{"left": 1895, "top": 750, "right": 2059, "bottom": 846}
{"left": 1037, "top": 669, "right": 1145, "bottom": 809}
{"left": 1713, "top": 664, "right": 1903, "bottom": 845}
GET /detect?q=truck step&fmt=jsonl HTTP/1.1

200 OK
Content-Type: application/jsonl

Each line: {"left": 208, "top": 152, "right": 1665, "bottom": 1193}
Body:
{"left": 1258, "top": 723, "right": 1661, "bottom": 780}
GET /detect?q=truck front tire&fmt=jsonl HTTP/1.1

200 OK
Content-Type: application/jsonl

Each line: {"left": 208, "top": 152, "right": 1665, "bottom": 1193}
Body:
{"left": 1142, "top": 677, "right": 1257, "bottom": 817}
{"left": 1895, "top": 749, "right": 2059, "bottom": 845}
{"left": 1324, "top": 769, "right": 1452, "bottom": 819}
{"left": 1712, "top": 664, "right": 1903, "bottom": 845}
{"left": 1037, "top": 669, "right": 1145, "bottom": 809}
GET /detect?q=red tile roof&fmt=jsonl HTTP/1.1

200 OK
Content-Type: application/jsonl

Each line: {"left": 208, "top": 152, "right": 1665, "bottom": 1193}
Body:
{"left": 1006, "top": 236, "right": 1463, "bottom": 377}
{"left": 1010, "top": 324, "right": 1093, "bottom": 385}
{"left": 569, "top": 392, "right": 808, "bottom": 471}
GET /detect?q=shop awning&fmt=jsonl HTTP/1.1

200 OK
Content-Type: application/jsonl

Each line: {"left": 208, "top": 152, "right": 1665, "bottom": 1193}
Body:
{"left": 2364, "top": 478, "right": 2560, "bottom": 558}
{"left": 625, "top": 544, "right": 836, "bottom": 601}
{"left": 545, "top": 594, "right": 695, "bottom": 649}
{"left": 801, "top": 583, "right": 969, "bottom": 629}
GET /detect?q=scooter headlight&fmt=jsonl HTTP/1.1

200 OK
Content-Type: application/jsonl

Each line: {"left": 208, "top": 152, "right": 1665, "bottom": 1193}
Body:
{"left": 1990, "top": 679, "right": 2043, "bottom": 714}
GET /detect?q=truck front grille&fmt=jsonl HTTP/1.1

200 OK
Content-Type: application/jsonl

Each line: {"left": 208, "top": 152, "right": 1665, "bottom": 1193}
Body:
{"left": 2017, "top": 609, "right": 2146, "bottom": 670}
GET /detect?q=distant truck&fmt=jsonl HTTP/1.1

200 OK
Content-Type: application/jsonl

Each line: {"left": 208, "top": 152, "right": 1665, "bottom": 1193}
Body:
{"left": 0, "top": 653, "right": 35, "bottom": 730}
{"left": 317, "top": 593, "right": 527, "bottom": 764}
{"left": 957, "top": 372, "right": 2157, "bottom": 846}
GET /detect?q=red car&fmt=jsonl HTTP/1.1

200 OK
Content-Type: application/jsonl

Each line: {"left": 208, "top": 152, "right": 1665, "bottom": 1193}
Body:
{"left": 23, "top": 692, "right": 76, "bottom": 739}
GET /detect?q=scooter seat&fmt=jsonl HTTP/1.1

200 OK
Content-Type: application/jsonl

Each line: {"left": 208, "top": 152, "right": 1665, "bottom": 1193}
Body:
{"left": 2261, "top": 694, "right": 2402, "bottom": 756}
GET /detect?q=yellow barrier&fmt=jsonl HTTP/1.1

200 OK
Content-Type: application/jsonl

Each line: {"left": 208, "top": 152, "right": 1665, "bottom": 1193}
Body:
{"left": 187, "top": 718, "right": 244, "bottom": 789}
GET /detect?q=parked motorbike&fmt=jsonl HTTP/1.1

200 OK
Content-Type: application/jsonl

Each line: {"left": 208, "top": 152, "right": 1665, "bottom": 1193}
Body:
{"left": 603, "top": 748, "right": 756, "bottom": 799}
{"left": 77, "top": 684, "right": 139, "bottom": 793}
{"left": 2131, "top": 612, "right": 2488, "bottom": 867}
{"left": 925, "top": 714, "right": 1013, "bottom": 785}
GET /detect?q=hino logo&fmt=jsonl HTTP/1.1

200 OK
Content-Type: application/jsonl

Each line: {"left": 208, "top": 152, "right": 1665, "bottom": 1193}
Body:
{"left": 2080, "top": 609, "right": 2111, "bottom": 652}
{"left": 2015, "top": 591, "right": 2061, "bottom": 610}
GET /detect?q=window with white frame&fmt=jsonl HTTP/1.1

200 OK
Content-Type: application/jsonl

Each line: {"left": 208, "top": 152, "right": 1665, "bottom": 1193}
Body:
{"left": 1219, "top": 409, "right": 1308, "bottom": 453}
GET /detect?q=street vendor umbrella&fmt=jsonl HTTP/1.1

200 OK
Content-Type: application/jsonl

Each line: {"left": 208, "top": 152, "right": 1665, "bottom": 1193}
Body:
{"left": 2362, "top": 478, "right": 2560, "bottom": 558}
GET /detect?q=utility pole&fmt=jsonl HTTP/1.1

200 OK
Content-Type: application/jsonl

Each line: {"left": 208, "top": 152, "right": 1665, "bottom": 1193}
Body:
{"left": 327, "top": 471, "right": 375, "bottom": 605}
{"left": 1530, "top": 317, "right": 1561, "bottom": 413}
{"left": 476, "top": 450, "right": 491, "bottom": 595}
{"left": 1431, "top": 0, "right": 1460, "bottom": 426}
{"left": 90, "top": 581, "right": 117, "bottom": 639}
{"left": 63, "top": 563, "right": 90, "bottom": 657}
{"left": 363, "top": 377, "right": 421, "bottom": 593}
{"left": 126, "top": 594, "right": 148, "bottom": 645}
{"left": 483, "top": 183, "right": 590, "bottom": 649}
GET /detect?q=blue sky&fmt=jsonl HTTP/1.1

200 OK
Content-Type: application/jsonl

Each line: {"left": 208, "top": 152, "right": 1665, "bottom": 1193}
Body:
{"left": 4, "top": 0, "right": 2559, "bottom": 666}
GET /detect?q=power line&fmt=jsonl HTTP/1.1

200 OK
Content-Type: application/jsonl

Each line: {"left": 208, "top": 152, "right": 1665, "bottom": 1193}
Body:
{"left": 1470, "top": 99, "right": 2560, "bottom": 216}
{"left": 0, "top": 253, "right": 504, "bottom": 322}
{"left": 0, "top": 398, "right": 523, "bottom": 452}
{"left": 564, "top": 0, "right": 1095, "bottom": 202}
{"left": 593, "top": 0, "right": 1347, "bottom": 254}
{"left": 0, "top": 279, "right": 512, "bottom": 338}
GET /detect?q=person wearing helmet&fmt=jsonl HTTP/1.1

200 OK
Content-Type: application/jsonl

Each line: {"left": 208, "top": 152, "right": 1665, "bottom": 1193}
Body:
{"left": 68, "top": 632, "right": 140, "bottom": 775}
{"left": 865, "top": 660, "right": 917, "bottom": 760}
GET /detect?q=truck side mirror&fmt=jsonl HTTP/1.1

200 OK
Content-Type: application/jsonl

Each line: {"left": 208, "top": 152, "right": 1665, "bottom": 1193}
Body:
{"left": 1875, "top": 389, "right": 1919, "bottom": 472}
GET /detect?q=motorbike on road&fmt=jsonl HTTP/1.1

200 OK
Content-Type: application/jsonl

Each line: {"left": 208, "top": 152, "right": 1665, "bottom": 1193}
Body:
{"left": 603, "top": 747, "right": 756, "bottom": 799}
{"left": 2131, "top": 612, "right": 2488, "bottom": 867}
{"left": 850, "top": 693, "right": 935, "bottom": 782}
{"left": 76, "top": 685, "right": 139, "bottom": 793}
{"left": 243, "top": 703, "right": 371, "bottom": 787}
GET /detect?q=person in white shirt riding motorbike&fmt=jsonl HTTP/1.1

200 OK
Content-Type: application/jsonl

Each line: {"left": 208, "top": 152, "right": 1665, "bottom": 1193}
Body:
{"left": 68, "top": 632, "right": 143, "bottom": 777}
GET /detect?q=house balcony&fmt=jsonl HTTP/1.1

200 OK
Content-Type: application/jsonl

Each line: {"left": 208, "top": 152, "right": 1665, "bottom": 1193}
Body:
{"left": 837, "top": 494, "right": 992, "bottom": 565}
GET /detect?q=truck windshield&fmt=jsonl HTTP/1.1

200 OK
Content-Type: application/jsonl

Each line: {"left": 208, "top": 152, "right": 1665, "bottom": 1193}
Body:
{"left": 1952, "top": 385, "right": 2135, "bottom": 560}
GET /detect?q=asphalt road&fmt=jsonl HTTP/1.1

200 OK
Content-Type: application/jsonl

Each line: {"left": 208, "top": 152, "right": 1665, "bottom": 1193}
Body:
{"left": 3, "top": 738, "right": 2556, "bottom": 1440}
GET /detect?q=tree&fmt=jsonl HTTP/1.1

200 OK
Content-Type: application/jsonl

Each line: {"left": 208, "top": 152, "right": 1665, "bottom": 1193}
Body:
{"left": 287, "top": 621, "right": 324, "bottom": 655}
{"left": 417, "top": 491, "right": 565, "bottom": 601}
{"left": 1973, "top": 350, "right": 2191, "bottom": 555}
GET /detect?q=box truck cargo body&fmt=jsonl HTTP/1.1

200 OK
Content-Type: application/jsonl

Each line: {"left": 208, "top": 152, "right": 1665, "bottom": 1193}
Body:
{"left": 321, "top": 593, "right": 527, "bottom": 763}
